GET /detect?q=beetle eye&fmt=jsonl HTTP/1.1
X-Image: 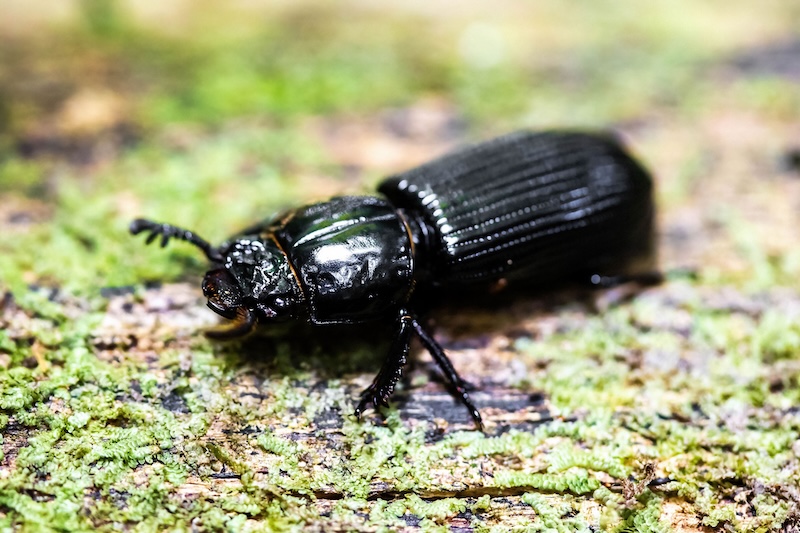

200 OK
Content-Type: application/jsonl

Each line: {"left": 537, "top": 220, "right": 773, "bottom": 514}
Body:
{"left": 202, "top": 269, "right": 243, "bottom": 319}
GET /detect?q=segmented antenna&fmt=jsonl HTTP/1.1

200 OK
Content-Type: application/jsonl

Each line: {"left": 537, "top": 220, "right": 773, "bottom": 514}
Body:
{"left": 129, "top": 218, "right": 224, "bottom": 263}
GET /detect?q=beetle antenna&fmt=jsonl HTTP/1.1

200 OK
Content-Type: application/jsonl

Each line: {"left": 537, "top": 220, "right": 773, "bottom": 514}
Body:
{"left": 130, "top": 218, "right": 224, "bottom": 263}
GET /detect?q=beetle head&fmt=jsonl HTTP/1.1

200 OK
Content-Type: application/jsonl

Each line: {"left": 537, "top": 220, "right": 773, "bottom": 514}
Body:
{"left": 202, "top": 237, "right": 303, "bottom": 337}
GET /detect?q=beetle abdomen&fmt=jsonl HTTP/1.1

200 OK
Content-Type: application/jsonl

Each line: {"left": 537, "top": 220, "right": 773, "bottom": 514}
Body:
{"left": 379, "top": 131, "right": 654, "bottom": 287}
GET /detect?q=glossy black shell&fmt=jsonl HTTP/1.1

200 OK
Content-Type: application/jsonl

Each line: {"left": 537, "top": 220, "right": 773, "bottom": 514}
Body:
{"left": 379, "top": 131, "right": 654, "bottom": 288}
{"left": 271, "top": 196, "right": 414, "bottom": 324}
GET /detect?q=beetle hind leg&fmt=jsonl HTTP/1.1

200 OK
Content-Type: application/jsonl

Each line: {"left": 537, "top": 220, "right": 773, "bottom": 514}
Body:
{"left": 411, "top": 316, "right": 484, "bottom": 431}
{"left": 354, "top": 309, "right": 484, "bottom": 431}
{"left": 354, "top": 309, "right": 414, "bottom": 419}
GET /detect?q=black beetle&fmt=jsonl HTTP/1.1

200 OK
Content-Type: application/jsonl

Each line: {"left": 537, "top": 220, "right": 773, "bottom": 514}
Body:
{"left": 131, "top": 131, "right": 658, "bottom": 430}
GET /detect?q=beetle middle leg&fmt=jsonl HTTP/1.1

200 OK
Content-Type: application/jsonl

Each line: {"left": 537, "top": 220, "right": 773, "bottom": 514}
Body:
{"left": 354, "top": 309, "right": 414, "bottom": 419}
{"left": 411, "top": 316, "right": 484, "bottom": 431}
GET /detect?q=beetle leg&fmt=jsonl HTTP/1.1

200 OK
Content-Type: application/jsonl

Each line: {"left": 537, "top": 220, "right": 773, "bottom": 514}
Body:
{"left": 354, "top": 309, "right": 414, "bottom": 419}
{"left": 410, "top": 315, "right": 484, "bottom": 431}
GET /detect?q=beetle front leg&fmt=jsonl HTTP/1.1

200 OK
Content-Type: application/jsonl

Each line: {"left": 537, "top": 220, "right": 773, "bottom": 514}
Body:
{"left": 354, "top": 309, "right": 414, "bottom": 419}
{"left": 411, "top": 315, "right": 484, "bottom": 431}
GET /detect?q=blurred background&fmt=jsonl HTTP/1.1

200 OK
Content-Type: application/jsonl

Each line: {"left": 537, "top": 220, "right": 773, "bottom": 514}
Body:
{"left": 0, "top": 0, "right": 798, "bottom": 293}
{"left": 2, "top": 3, "right": 800, "bottom": 530}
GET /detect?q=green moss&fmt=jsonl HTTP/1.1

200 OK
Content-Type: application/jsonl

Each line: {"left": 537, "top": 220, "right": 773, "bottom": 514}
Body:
{"left": 0, "top": 158, "right": 47, "bottom": 194}
{"left": 369, "top": 493, "right": 492, "bottom": 531}
{"left": 617, "top": 496, "right": 670, "bottom": 533}
{"left": 257, "top": 432, "right": 300, "bottom": 458}
{"left": 493, "top": 471, "right": 600, "bottom": 495}
{"left": 0, "top": 127, "right": 310, "bottom": 295}
{"left": 521, "top": 493, "right": 592, "bottom": 533}
{"left": 3, "top": 267, "right": 800, "bottom": 532}
{"left": 0, "top": 297, "right": 314, "bottom": 530}
{"left": 330, "top": 412, "right": 433, "bottom": 498}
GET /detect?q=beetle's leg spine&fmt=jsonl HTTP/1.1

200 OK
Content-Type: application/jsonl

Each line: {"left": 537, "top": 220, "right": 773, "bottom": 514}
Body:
{"left": 411, "top": 315, "right": 484, "bottom": 431}
{"left": 130, "top": 218, "right": 224, "bottom": 263}
{"left": 354, "top": 309, "right": 414, "bottom": 418}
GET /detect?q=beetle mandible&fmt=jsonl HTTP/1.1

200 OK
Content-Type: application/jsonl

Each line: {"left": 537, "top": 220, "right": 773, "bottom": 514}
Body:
{"left": 131, "top": 131, "right": 658, "bottom": 430}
